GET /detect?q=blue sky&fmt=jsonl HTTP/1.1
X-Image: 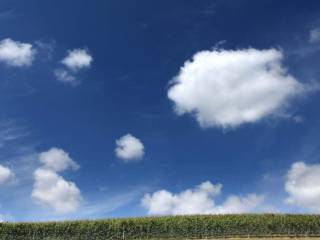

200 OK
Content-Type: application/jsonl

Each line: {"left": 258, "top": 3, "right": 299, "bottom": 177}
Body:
{"left": 1, "top": 0, "right": 320, "bottom": 221}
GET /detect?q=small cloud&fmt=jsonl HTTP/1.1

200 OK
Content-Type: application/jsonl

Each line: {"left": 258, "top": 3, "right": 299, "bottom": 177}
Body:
{"left": 54, "top": 68, "right": 77, "bottom": 85}
{"left": 141, "top": 181, "right": 264, "bottom": 215}
{"left": 54, "top": 48, "right": 93, "bottom": 85}
{"left": 285, "top": 162, "right": 320, "bottom": 212}
{"left": 0, "top": 165, "right": 14, "bottom": 185}
{"left": 309, "top": 27, "right": 320, "bottom": 43}
{"left": 0, "top": 38, "right": 36, "bottom": 67}
{"left": 62, "top": 49, "right": 93, "bottom": 71}
{"left": 31, "top": 148, "right": 81, "bottom": 214}
{"left": 115, "top": 134, "right": 145, "bottom": 162}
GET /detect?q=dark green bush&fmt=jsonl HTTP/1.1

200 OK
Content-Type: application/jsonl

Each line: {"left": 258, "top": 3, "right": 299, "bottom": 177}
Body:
{"left": 1, "top": 214, "right": 320, "bottom": 239}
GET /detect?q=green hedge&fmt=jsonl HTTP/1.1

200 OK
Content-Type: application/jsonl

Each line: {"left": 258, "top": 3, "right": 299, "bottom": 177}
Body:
{"left": 1, "top": 214, "right": 320, "bottom": 239}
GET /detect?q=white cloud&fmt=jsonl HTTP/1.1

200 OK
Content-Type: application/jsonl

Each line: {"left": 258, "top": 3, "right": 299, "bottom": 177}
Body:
{"left": 32, "top": 168, "right": 81, "bottom": 214}
{"left": 39, "top": 147, "right": 79, "bottom": 172}
{"left": 115, "top": 134, "right": 145, "bottom": 162}
{"left": 55, "top": 48, "right": 93, "bottom": 85}
{"left": 54, "top": 69, "right": 77, "bottom": 84}
{"left": 168, "top": 48, "right": 305, "bottom": 128}
{"left": 0, "top": 164, "right": 14, "bottom": 185}
{"left": 285, "top": 162, "right": 320, "bottom": 212}
{"left": 32, "top": 148, "right": 81, "bottom": 214}
{"left": 0, "top": 38, "right": 36, "bottom": 67}
{"left": 212, "top": 194, "right": 264, "bottom": 214}
{"left": 62, "top": 49, "right": 92, "bottom": 71}
{"left": 310, "top": 28, "right": 320, "bottom": 43}
{"left": 141, "top": 181, "right": 264, "bottom": 215}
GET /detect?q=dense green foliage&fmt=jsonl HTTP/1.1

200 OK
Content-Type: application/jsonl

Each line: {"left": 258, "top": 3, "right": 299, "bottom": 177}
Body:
{"left": 1, "top": 214, "right": 320, "bottom": 239}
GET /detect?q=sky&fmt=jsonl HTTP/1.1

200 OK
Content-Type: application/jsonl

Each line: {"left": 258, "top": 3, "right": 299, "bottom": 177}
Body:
{"left": 1, "top": 0, "right": 320, "bottom": 222}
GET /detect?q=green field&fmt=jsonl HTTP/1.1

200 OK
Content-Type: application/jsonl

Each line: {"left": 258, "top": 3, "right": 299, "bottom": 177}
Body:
{"left": 1, "top": 214, "right": 320, "bottom": 239}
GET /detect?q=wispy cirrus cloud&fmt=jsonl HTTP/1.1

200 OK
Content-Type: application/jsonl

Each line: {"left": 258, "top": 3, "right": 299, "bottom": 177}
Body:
{"left": 0, "top": 121, "right": 28, "bottom": 148}
{"left": 0, "top": 9, "right": 15, "bottom": 20}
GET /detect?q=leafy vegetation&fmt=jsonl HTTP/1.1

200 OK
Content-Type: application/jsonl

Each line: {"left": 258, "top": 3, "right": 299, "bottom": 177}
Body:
{"left": 1, "top": 214, "right": 320, "bottom": 239}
